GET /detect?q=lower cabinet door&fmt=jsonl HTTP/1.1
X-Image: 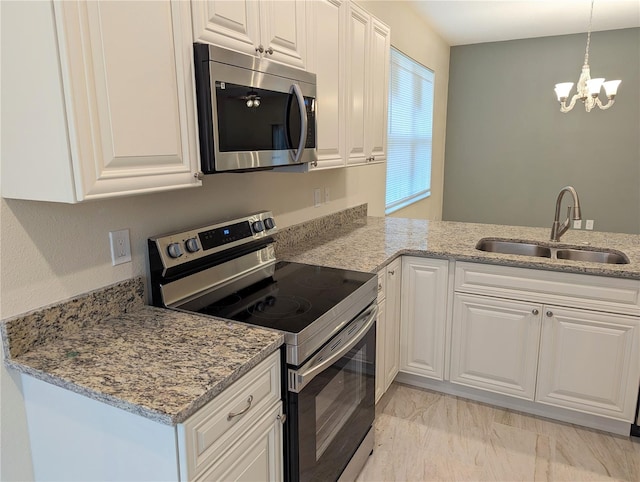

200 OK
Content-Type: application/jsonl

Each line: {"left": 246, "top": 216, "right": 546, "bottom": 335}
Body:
{"left": 450, "top": 293, "right": 542, "bottom": 400}
{"left": 196, "top": 403, "right": 283, "bottom": 482}
{"left": 400, "top": 257, "right": 449, "bottom": 380}
{"left": 536, "top": 306, "right": 640, "bottom": 421}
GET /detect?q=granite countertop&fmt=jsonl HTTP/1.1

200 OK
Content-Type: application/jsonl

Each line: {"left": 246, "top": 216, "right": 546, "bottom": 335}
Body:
{"left": 278, "top": 216, "right": 640, "bottom": 279}
{"left": 2, "top": 279, "right": 283, "bottom": 425}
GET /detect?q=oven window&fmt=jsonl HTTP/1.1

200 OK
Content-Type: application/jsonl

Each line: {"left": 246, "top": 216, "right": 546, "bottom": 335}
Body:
{"left": 290, "top": 321, "right": 375, "bottom": 482}
{"left": 315, "top": 346, "right": 366, "bottom": 459}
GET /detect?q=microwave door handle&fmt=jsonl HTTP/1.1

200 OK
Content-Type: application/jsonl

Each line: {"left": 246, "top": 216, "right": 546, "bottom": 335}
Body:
{"left": 289, "top": 83, "right": 308, "bottom": 163}
{"left": 288, "top": 304, "right": 378, "bottom": 393}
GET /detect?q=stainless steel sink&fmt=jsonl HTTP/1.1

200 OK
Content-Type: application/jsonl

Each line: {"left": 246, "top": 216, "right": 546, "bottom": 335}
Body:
{"left": 475, "top": 239, "right": 551, "bottom": 258}
{"left": 475, "top": 238, "right": 630, "bottom": 265}
{"left": 555, "top": 248, "right": 630, "bottom": 264}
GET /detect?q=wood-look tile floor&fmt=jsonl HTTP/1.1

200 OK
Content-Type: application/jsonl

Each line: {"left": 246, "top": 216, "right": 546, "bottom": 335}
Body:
{"left": 356, "top": 383, "right": 640, "bottom": 482}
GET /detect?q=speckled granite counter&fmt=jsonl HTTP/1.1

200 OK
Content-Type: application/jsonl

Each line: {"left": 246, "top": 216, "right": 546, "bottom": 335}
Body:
{"left": 2, "top": 278, "right": 283, "bottom": 425}
{"left": 277, "top": 216, "right": 640, "bottom": 280}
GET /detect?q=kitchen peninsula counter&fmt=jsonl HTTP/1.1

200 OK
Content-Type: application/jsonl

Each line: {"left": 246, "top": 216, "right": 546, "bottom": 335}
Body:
{"left": 277, "top": 216, "right": 640, "bottom": 280}
{"left": 1, "top": 278, "right": 283, "bottom": 425}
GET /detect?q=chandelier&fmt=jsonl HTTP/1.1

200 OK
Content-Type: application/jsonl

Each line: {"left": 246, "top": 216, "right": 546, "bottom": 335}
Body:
{"left": 553, "top": 0, "right": 621, "bottom": 113}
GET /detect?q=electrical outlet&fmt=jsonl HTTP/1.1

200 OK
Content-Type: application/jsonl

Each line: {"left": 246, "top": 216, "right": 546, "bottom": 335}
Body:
{"left": 573, "top": 219, "right": 582, "bottom": 229}
{"left": 324, "top": 187, "right": 330, "bottom": 203}
{"left": 109, "top": 229, "right": 132, "bottom": 266}
{"left": 313, "top": 188, "right": 321, "bottom": 207}
{"left": 585, "top": 219, "right": 594, "bottom": 230}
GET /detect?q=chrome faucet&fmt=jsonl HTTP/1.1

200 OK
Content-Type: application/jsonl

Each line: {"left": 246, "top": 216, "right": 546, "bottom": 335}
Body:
{"left": 550, "top": 186, "right": 582, "bottom": 242}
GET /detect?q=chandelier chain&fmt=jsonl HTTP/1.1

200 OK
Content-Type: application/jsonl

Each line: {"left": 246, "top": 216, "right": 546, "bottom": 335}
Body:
{"left": 584, "top": 0, "right": 594, "bottom": 66}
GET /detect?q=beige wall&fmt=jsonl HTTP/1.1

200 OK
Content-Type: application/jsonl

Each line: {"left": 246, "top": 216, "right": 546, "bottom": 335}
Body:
{"left": 358, "top": 0, "right": 450, "bottom": 221}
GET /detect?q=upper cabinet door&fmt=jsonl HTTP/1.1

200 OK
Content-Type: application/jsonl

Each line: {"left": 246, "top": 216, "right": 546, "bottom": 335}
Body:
{"left": 259, "top": 0, "right": 306, "bottom": 69}
{"left": 346, "top": 3, "right": 369, "bottom": 166}
{"left": 192, "top": 0, "right": 306, "bottom": 70}
{"left": 1, "top": 0, "right": 201, "bottom": 203}
{"left": 191, "top": 0, "right": 261, "bottom": 57}
{"left": 306, "top": 0, "right": 346, "bottom": 170}
{"left": 367, "top": 18, "right": 390, "bottom": 163}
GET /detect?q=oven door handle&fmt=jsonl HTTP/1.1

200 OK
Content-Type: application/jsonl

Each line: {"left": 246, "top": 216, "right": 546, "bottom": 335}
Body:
{"left": 288, "top": 83, "right": 308, "bottom": 164}
{"left": 289, "top": 304, "right": 378, "bottom": 393}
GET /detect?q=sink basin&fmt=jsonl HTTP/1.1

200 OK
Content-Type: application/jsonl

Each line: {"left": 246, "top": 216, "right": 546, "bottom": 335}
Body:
{"left": 475, "top": 238, "right": 630, "bottom": 265}
{"left": 555, "top": 248, "right": 630, "bottom": 264}
{"left": 475, "top": 239, "right": 551, "bottom": 258}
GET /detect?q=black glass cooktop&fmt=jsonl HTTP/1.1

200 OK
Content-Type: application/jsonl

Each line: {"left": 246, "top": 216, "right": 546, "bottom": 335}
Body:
{"left": 179, "top": 261, "right": 375, "bottom": 333}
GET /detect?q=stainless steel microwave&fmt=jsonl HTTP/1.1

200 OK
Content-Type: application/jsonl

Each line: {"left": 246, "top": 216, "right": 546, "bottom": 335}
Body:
{"left": 193, "top": 44, "right": 317, "bottom": 173}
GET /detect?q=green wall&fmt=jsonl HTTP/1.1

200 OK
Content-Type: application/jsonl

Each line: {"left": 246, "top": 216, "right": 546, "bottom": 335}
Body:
{"left": 442, "top": 28, "right": 639, "bottom": 234}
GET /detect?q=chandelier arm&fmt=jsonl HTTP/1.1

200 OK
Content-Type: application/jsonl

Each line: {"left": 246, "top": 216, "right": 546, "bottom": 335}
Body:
{"left": 597, "top": 97, "right": 615, "bottom": 110}
{"left": 560, "top": 94, "right": 580, "bottom": 113}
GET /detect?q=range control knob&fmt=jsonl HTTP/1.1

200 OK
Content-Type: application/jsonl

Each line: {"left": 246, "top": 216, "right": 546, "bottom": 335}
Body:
{"left": 264, "top": 217, "right": 275, "bottom": 230}
{"left": 185, "top": 237, "right": 200, "bottom": 253}
{"left": 167, "top": 242, "right": 183, "bottom": 259}
{"left": 252, "top": 220, "right": 265, "bottom": 233}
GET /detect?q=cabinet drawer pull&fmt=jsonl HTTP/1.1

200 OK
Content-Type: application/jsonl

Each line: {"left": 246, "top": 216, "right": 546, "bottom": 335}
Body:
{"left": 532, "top": 309, "right": 539, "bottom": 315}
{"left": 227, "top": 395, "right": 254, "bottom": 420}
{"left": 546, "top": 311, "right": 553, "bottom": 317}
{"left": 277, "top": 414, "right": 287, "bottom": 424}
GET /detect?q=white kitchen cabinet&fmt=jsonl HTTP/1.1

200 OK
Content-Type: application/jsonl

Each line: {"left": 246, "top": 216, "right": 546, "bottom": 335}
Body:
{"left": 536, "top": 306, "right": 640, "bottom": 421}
{"left": 191, "top": 0, "right": 307, "bottom": 70}
{"left": 451, "top": 262, "right": 640, "bottom": 424}
{"left": 22, "top": 351, "right": 283, "bottom": 481}
{"left": 375, "top": 258, "right": 402, "bottom": 403}
{"left": 346, "top": 3, "right": 390, "bottom": 166}
{"left": 400, "top": 257, "right": 449, "bottom": 380}
{"left": 450, "top": 293, "right": 542, "bottom": 400}
{"left": 305, "top": 0, "right": 347, "bottom": 170}
{"left": 1, "top": 0, "right": 201, "bottom": 203}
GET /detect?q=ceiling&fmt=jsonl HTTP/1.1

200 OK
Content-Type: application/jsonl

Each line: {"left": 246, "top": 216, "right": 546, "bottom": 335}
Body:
{"left": 407, "top": 1, "right": 640, "bottom": 46}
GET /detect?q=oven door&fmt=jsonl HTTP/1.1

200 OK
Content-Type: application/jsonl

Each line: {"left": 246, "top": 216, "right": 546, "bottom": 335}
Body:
{"left": 286, "top": 304, "right": 377, "bottom": 482}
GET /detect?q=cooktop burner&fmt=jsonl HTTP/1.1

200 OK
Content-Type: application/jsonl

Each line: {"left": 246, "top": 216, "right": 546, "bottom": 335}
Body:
{"left": 179, "top": 261, "right": 373, "bottom": 334}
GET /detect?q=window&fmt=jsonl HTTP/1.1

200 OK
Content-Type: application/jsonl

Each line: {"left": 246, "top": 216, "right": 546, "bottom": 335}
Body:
{"left": 385, "top": 48, "right": 434, "bottom": 215}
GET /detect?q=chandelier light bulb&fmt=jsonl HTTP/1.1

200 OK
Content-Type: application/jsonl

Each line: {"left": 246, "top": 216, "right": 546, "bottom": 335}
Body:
{"left": 554, "top": 82, "right": 574, "bottom": 101}
{"left": 586, "top": 78, "right": 605, "bottom": 96}
{"left": 602, "top": 80, "right": 621, "bottom": 98}
{"left": 253, "top": 98, "right": 260, "bottom": 107}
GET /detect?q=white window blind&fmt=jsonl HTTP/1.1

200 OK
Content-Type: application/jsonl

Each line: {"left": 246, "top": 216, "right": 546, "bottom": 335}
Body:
{"left": 385, "top": 48, "right": 434, "bottom": 215}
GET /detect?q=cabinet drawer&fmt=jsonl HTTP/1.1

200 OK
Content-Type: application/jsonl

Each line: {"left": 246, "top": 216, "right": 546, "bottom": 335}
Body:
{"left": 180, "top": 351, "right": 281, "bottom": 480}
{"left": 455, "top": 262, "right": 640, "bottom": 316}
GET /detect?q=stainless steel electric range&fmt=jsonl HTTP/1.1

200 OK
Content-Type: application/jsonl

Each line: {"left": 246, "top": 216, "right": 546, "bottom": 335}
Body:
{"left": 148, "top": 212, "right": 377, "bottom": 482}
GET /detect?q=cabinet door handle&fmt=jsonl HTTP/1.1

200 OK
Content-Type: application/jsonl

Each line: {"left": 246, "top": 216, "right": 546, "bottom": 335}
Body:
{"left": 532, "top": 309, "right": 539, "bottom": 315}
{"left": 256, "top": 45, "right": 264, "bottom": 54}
{"left": 388, "top": 269, "right": 395, "bottom": 276}
{"left": 546, "top": 311, "right": 553, "bottom": 317}
{"left": 266, "top": 46, "right": 274, "bottom": 55}
{"left": 378, "top": 282, "right": 383, "bottom": 292}
{"left": 277, "top": 414, "right": 287, "bottom": 424}
{"left": 194, "top": 171, "right": 204, "bottom": 181}
{"left": 227, "top": 395, "right": 253, "bottom": 420}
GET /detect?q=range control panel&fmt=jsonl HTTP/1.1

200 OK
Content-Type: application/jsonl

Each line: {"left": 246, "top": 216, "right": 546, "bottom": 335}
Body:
{"left": 149, "top": 211, "right": 277, "bottom": 270}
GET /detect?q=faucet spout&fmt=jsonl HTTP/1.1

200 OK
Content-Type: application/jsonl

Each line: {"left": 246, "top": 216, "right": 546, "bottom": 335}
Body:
{"left": 550, "top": 186, "right": 582, "bottom": 242}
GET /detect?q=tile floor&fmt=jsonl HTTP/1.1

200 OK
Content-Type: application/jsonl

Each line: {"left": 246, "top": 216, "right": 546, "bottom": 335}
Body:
{"left": 356, "top": 383, "right": 640, "bottom": 482}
